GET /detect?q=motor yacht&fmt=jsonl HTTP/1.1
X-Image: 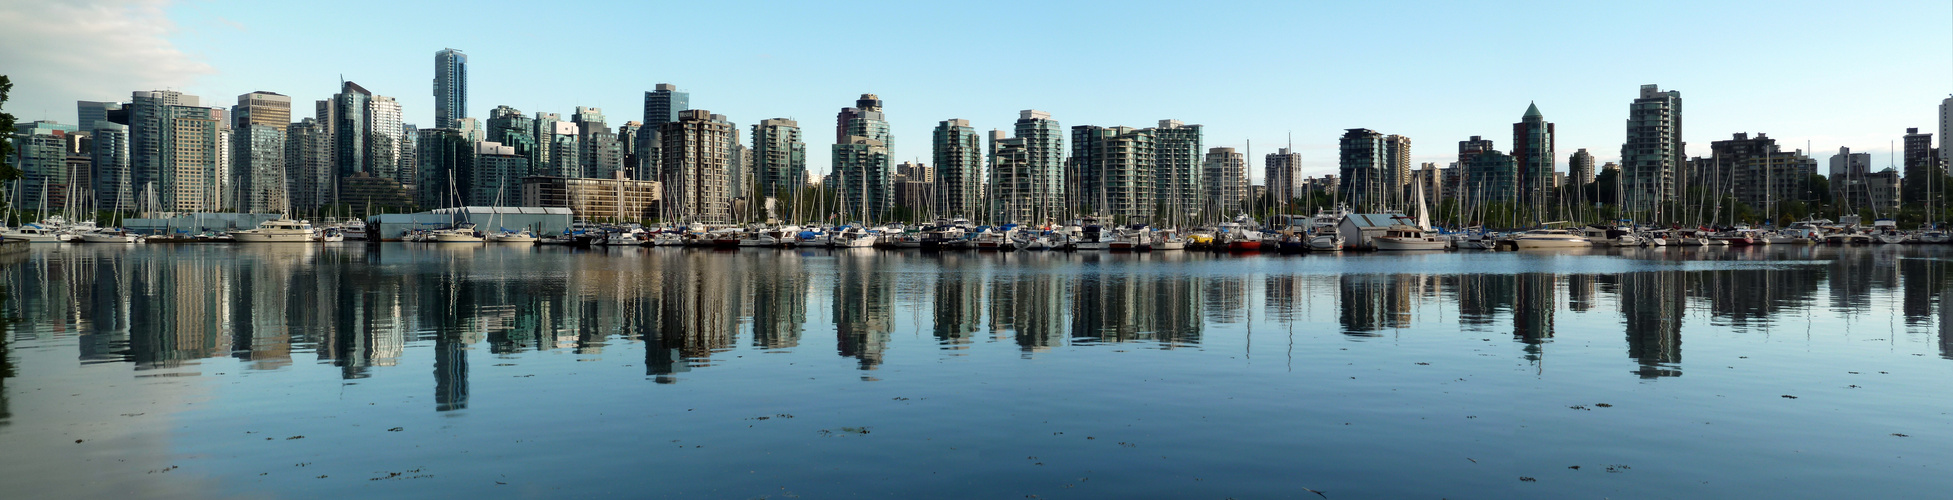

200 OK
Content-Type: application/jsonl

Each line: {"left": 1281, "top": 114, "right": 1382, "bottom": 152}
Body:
{"left": 233, "top": 219, "right": 317, "bottom": 243}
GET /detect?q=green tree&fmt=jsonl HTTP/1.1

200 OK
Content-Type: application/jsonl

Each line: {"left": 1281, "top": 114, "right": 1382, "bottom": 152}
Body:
{"left": 0, "top": 76, "right": 20, "bottom": 189}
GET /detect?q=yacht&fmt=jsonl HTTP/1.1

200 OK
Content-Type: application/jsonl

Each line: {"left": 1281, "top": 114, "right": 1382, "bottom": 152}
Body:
{"left": 430, "top": 223, "right": 486, "bottom": 243}
{"left": 233, "top": 219, "right": 317, "bottom": 243}
{"left": 77, "top": 229, "right": 142, "bottom": 243}
{"left": 316, "top": 228, "right": 346, "bottom": 242}
{"left": 1373, "top": 224, "right": 1448, "bottom": 251}
{"left": 1509, "top": 229, "right": 1592, "bottom": 249}
{"left": 2, "top": 224, "right": 67, "bottom": 243}
{"left": 485, "top": 229, "right": 539, "bottom": 243}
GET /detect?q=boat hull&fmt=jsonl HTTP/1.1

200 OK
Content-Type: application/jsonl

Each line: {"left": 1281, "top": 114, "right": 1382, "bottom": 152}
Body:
{"left": 233, "top": 232, "right": 314, "bottom": 243}
{"left": 1511, "top": 237, "right": 1592, "bottom": 249}
{"left": 1373, "top": 237, "right": 1448, "bottom": 251}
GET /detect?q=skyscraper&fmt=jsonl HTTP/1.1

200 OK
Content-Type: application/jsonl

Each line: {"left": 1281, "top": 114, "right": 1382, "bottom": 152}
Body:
{"left": 835, "top": 94, "right": 893, "bottom": 221}
{"left": 485, "top": 105, "right": 540, "bottom": 168}
{"left": 1339, "top": 128, "right": 1388, "bottom": 211}
{"left": 233, "top": 123, "right": 287, "bottom": 213}
{"left": 932, "top": 119, "right": 982, "bottom": 218}
{"left": 1941, "top": 96, "right": 1952, "bottom": 166}
{"left": 752, "top": 118, "right": 807, "bottom": 199}
{"left": 1621, "top": 84, "right": 1683, "bottom": 214}
{"left": 661, "top": 109, "right": 733, "bottom": 223}
{"left": 11, "top": 121, "right": 76, "bottom": 211}
{"left": 1903, "top": 127, "right": 1939, "bottom": 205}
{"left": 573, "top": 106, "right": 623, "bottom": 178}
{"left": 1512, "top": 103, "right": 1555, "bottom": 208}
{"left": 990, "top": 110, "right": 1064, "bottom": 223}
{"left": 1266, "top": 147, "right": 1302, "bottom": 206}
{"left": 285, "top": 117, "right": 333, "bottom": 211}
{"left": 1152, "top": 120, "right": 1204, "bottom": 220}
{"left": 433, "top": 48, "right": 467, "bottom": 129}
{"left": 1203, "top": 147, "right": 1247, "bottom": 216}
{"left": 234, "top": 91, "right": 292, "bottom": 129}
{"left": 1569, "top": 148, "right": 1595, "bottom": 187}
{"left": 1070, "top": 125, "right": 1155, "bottom": 222}
{"left": 90, "top": 122, "right": 132, "bottom": 212}
{"left": 77, "top": 101, "right": 120, "bottom": 131}
{"left": 639, "top": 84, "right": 689, "bottom": 176}
{"left": 1384, "top": 134, "right": 1412, "bottom": 207}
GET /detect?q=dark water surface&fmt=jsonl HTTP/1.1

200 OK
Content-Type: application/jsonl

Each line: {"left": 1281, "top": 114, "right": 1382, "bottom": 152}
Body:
{"left": 3, "top": 244, "right": 1952, "bottom": 498}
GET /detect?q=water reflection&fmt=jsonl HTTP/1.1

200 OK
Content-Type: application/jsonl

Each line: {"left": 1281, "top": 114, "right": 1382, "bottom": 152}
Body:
{"left": 6, "top": 245, "right": 1953, "bottom": 410}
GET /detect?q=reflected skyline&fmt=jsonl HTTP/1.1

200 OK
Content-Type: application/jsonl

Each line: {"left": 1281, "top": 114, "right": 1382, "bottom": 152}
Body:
{"left": 5, "top": 244, "right": 1953, "bottom": 406}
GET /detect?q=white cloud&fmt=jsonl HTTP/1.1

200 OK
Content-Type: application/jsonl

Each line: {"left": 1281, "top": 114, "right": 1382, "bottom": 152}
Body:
{"left": 0, "top": 0, "right": 215, "bottom": 123}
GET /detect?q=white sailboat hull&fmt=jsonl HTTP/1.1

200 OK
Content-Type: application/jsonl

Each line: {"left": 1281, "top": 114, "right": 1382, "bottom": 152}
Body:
{"left": 1373, "top": 237, "right": 1449, "bottom": 251}
{"left": 1512, "top": 237, "right": 1593, "bottom": 249}
{"left": 233, "top": 231, "right": 314, "bottom": 243}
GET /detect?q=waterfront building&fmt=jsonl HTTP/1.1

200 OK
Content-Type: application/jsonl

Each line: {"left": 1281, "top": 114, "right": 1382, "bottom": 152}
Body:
{"left": 990, "top": 110, "right": 1064, "bottom": 224}
{"left": 520, "top": 173, "right": 662, "bottom": 222}
{"left": 414, "top": 128, "right": 466, "bottom": 208}
{"left": 893, "top": 161, "right": 932, "bottom": 216}
{"left": 11, "top": 121, "right": 77, "bottom": 211}
{"left": 433, "top": 48, "right": 467, "bottom": 129}
{"left": 660, "top": 109, "right": 734, "bottom": 223}
{"left": 1070, "top": 125, "right": 1156, "bottom": 223}
{"left": 1152, "top": 120, "right": 1205, "bottom": 220}
{"left": 1621, "top": 84, "right": 1685, "bottom": 214}
{"left": 1697, "top": 132, "right": 1817, "bottom": 214}
{"left": 1513, "top": 103, "right": 1555, "bottom": 209}
{"left": 931, "top": 119, "right": 983, "bottom": 218}
{"left": 338, "top": 171, "right": 414, "bottom": 210}
{"left": 284, "top": 118, "right": 333, "bottom": 211}
{"left": 1339, "top": 128, "right": 1388, "bottom": 211}
{"left": 752, "top": 118, "right": 807, "bottom": 199}
{"left": 834, "top": 95, "right": 893, "bottom": 221}
{"left": 1569, "top": 148, "right": 1596, "bottom": 187}
{"left": 1266, "top": 148, "right": 1302, "bottom": 207}
{"left": 233, "top": 124, "right": 287, "bottom": 213}
{"left": 90, "top": 122, "right": 133, "bottom": 212}
{"left": 1865, "top": 168, "right": 1904, "bottom": 213}
{"left": 471, "top": 141, "right": 530, "bottom": 206}
{"left": 234, "top": 91, "right": 292, "bottom": 129}
{"left": 1203, "top": 147, "right": 1246, "bottom": 216}
{"left": 1903, "top": 127, "right": 1941, "bottom": 205}
{"left": 127, "top": 90, "right": 205, "bottom": 211}
{"left": 1464, "top": 149, "right": 1519, "bottom": 205}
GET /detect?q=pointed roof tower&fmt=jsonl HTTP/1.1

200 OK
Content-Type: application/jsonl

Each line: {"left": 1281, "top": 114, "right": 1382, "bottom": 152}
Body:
{"left": 1523, "top": 101, "right": 1542, "bottom": 119}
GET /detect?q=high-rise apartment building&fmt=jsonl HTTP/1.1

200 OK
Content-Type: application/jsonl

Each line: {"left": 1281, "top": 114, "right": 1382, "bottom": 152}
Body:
{"left": 1339, "top": 128, "right": 1388, "bottom": 211}
{"left": 660, "top": 110, "right": 733, "bottom": 223}
{"left": 233, "top": 124, "right": 287, "bottom": 213}
{"left": 1152, "top": 120, "right": 1204, "bottom": 219}
{"left": 1621, "top": 84, "right": 1684, "bottom": 214}
{"left": 1569, "top": 148, "right": 1595, "bottom": 187}
{"left": 543, "top": 120, "right": 580, "bottom": 178}
{"left": 77, "top": 101, "right": 119, "bottom": 131}
{"left": 1384, "top": 134, "right": 1412, "bottom": 207}
{"left": 752, "top": 118, "right": 806, "bottom": 199}
{"left": 485, "top": 105, "right": 540, "bottom": 168}
{"left": 433, "top": 48, "right": 467, "bottom": 129}
{"left": 1203, "top": 147, "right": 1246, "bottom": 215}
{"left": 1266, "top": 147, "right": 1302, "bottom": 206}
{"left": 90, "top": 122, "right": 132, "bottom": 212}
{"left": 573, "top": 106, "right": 623, "bottom": 179}
{"left": 1904, "top": 127, "right": 1940, "bottom": 205}
{"left": 1512, "top": 103, "right": 1555, "bottom": 208}
{"left": 931, "top": 119, "right": 983, "bottom": 218}
{"left": 11, "top": 121, "right": 77, "bottom": 211}
{"left": 1070, "top": 125, "right": 1156, "bottom": 223}
{"left": 990, "top": 110, "right": 1064, "bottom": 223}
{"left": 1465, "top": 150, "right": 1519, "bottom": 204}
{"left": 470, "top": 141, "right": 529, "bottom": 206}
{"left": 834, "top": 94, "right": 893, "bottom": 221}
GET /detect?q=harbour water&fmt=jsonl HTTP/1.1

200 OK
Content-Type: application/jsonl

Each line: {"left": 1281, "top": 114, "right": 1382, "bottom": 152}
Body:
{"left": 3, "top": 244, "right": 1952, "bottom": 498}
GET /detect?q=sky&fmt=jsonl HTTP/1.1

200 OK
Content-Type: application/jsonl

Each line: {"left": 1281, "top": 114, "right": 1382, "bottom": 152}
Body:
{"left": 4, "top": 0, "right": 1952, "bottom": 181}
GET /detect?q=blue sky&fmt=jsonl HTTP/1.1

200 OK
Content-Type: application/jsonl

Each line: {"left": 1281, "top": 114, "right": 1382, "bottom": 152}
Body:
{"left": 5, "top": 0, "right": 1951, "bottom": 180}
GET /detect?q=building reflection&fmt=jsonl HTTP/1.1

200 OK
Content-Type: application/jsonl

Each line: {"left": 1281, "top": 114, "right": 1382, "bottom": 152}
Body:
{"left": 18, "top": 245, "right": 1953, "bottom": 393}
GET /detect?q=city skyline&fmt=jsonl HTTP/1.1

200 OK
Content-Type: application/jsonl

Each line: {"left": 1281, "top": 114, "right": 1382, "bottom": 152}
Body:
{"left": 5, "top": 1, "right": 1952, "bottom": 182}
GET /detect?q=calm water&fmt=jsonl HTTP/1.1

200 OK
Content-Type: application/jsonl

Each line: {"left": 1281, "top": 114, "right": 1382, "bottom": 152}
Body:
{"left": 3, "top": 243, "right": 1952, "bottom": 498}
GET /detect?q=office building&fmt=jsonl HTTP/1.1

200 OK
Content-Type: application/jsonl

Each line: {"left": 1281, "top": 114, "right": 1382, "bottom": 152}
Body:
{"left": 573, "top": 106, "right": 623, "bottom": 179}
{"left": 521, "top": 173, "right": 662, "bottom": 222}
{"left": 233, "top": 124, "right": 287, "bottom": 213}
{"left": 1266, "top": 147, "right": 1302, "bottom": 206}
{"left": 11, "top": 121, "right": 77, "bottom": 211}
{"left": 234, "top": 91, "right": 292, "bottom": 129}
{"left": 639, "top": 83, "right": 690, "bottom": 176}
{"left": 285, "top": 118, "right": 333, "bottom": 211}
{"left": 90, "top": 122, "right": 133, "bottom": 212}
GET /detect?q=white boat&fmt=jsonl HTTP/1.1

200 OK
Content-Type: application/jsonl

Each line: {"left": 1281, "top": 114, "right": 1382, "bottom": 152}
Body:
{"left": 232, "top": 219, "right": 317, "bottom": 243}
{"left": 1510, "top": 229, "right": 1592, "bottom": 249}
{"left": 485, "top": 230, "right": 538, "bottom": 243}
{"left": 829, "top": 227, "right": 878, "bottom": 248}
{"left": 316, "top": 228, "right": 346, "bottom": 242}
{"left": 2, "top": 224, "right": 67, "bottom": 243}
{"left": 1373, "top": 224, "right": 1448, "bottom": 251}
{"left": 430, "top": 223, "right": 485, "bottom": 243}
{"left": 77, "top": 229, "right": 141, "bottom": 243}
{"left": 1307, "top": 231, "right": 1345, "bottom": 251}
